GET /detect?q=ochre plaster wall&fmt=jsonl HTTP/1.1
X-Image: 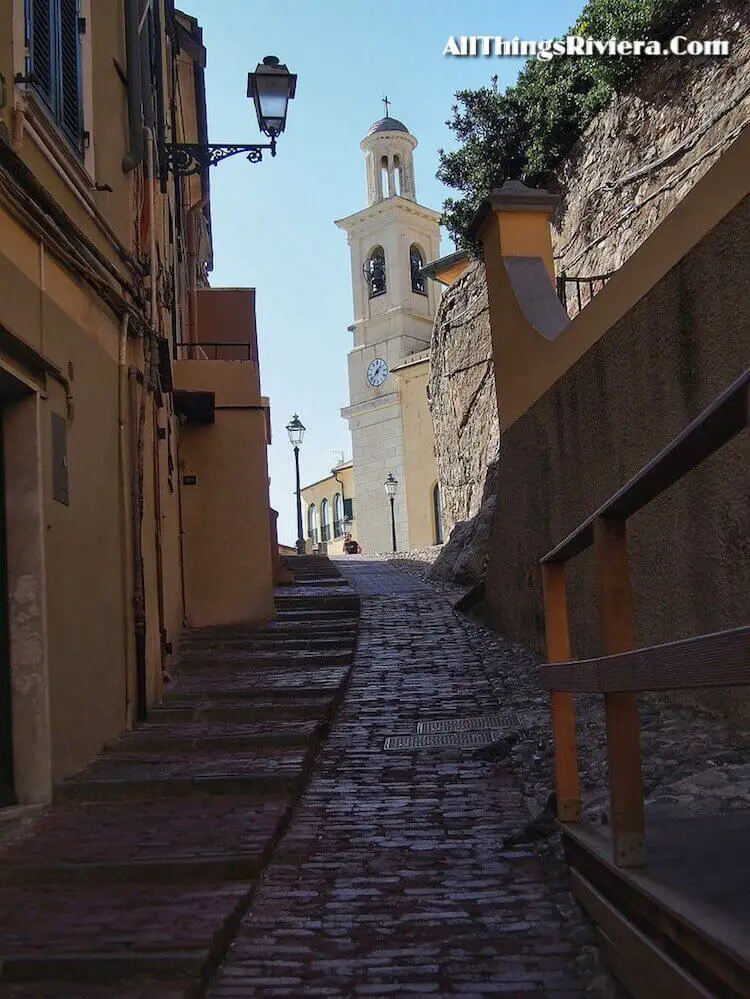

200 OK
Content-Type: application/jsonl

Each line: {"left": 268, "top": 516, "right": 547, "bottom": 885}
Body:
{"left": 176, "top": 360, "right": 275, "bottom": 628}
{"left": 0, "top": 217, "right": 130, "bottom": 784}
{"left": 397, "top": 360, "right": 440, "bottom": 548}
{"left": 485, "top": 195, "right": 749, "bottom": 720}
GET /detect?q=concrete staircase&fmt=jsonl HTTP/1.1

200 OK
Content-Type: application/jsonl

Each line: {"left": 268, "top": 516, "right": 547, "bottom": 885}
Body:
{"left": 0, "top": 557, "right": 359, "bottom": 998}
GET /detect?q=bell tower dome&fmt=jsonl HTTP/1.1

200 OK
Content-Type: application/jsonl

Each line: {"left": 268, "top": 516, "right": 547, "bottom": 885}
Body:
{"left": 360, "top": 110, "right": 418, "bottom": 205}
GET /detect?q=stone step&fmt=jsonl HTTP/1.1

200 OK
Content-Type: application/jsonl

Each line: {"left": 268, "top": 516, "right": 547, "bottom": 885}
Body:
{"left": 0, "top": 981, "right": 193, "bottom": 998}
{"left": 180, "top": 629, "right": 357, "bottom": 647}
{"left": 0, "top": 854, "right": 264, "bottom": 887}
{"left": 147, "top": 699, "right": 330, "bottom": 724}
{"left": 174, "top": 649, "right": 354, "bottom": 671}
{"left": 110, "top": 719, "right": 320, "bottom": 752}
{"left": 0, "top": 882, "right": 250, "bottom": 982}
{"left": 0, "top": 797, "right": 290, "bottom": 872}
{"left": 273, "top": 608, "right": 357, "bottom": 620}
{"left": 165, "top": 666, "right": 350, "bottom": 697}
{"left": 54, "top": 747, "right": 309, "bottom": 802}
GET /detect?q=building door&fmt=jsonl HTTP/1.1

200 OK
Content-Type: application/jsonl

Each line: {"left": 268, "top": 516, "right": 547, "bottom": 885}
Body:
{"left": 0, "top": 418, "right": 15, "bottom": 806}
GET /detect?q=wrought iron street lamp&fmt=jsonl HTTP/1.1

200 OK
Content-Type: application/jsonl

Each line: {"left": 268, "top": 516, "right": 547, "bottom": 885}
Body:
{"left": 286, "top": 414, "right": 306, "bottom": 555}
{"left": 384, "top": 472, "right": 398, "bottom": 553}
{"left": 164, "top": 56, "right": 297, "bottom": 175}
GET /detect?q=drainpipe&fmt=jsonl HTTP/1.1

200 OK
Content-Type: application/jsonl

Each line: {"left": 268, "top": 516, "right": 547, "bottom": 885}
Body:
{"left": 145, "top": 127, "right": 158, "bottom": 325}
{"left": 185, "top": 193, "right": 209, "bottom": 353}
{"left": 122, "top": 0, "right": 144, "bottom": 172}
{"left": 117, "top": 312, "right": 136, "bottom": 725}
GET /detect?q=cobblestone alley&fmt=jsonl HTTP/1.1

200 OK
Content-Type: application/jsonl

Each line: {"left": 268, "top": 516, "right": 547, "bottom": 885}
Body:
{"left": 0, "top": 557, "right": 591, "bottom": 998}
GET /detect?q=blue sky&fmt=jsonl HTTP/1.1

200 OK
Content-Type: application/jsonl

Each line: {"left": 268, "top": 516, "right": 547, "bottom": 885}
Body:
{"left": 186, "top": 0, "right": 585, "bottom": 544}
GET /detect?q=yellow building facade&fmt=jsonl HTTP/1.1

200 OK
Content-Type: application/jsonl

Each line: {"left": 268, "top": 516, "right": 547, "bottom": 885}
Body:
{"left": 0, "top": 1, "right": 277, "bottom": 807}
{"left": 301, "top": 460, "right": 357, "bottom": 555}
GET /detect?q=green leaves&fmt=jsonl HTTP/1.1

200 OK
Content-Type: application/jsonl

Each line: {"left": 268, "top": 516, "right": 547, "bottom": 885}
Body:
{"left": 439, "top": 0, "right": 700, "bottom": 249}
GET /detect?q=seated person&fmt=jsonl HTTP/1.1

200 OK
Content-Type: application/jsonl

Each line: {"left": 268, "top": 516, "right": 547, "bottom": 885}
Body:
{"left": 343, "top": 534, "right": 361, "bottom": 554}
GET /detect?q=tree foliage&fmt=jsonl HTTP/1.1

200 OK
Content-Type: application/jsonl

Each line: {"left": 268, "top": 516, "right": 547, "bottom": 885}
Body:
{"left": 438, "top": 0, "right": 704, "bottom": 249}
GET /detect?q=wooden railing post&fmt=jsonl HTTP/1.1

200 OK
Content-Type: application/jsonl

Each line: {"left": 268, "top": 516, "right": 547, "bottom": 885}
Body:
{"left": 542, "top": 562, "right": 581, "bottom": 823}
{"left": 594, "top": 516, "right": 646, "bottom": 867}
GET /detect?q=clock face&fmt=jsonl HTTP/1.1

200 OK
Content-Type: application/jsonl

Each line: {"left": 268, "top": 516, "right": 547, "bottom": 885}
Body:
{"left": 367, "top": 357, "right": 388, "bottom": 388}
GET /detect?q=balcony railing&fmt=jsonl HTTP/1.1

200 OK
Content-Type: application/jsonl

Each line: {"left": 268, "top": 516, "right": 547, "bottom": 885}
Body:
{"left": 333, "top": 519, "right": 344, "bottom": 538}
{"left": 321, "top": 524, "right": 331, "bottom": 543}
{"left": 556, "top": 272, "right": 614, "bottom": 314}
{"left": 175, "top": 341, "right": 257, "bottom": 362}
{"left": 308, "top": 530, "right": 319, "bottom": 545}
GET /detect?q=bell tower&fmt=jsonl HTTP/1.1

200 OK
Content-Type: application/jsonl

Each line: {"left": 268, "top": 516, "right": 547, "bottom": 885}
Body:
{"left": 336, "top": 108, "right": 441, "bottom": 554}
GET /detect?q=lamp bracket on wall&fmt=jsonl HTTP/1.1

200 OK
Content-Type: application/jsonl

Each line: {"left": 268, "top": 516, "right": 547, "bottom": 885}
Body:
{"left": 162, "top": 137, "right": 276, "bottom": 176}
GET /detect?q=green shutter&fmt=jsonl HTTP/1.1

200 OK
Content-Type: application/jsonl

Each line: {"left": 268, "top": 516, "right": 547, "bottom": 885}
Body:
{"left": 58, "top": 0, "right": 83, "bottom": 149}
{"left": 343, "top": 498, "right": 354, "bottom": 520}
{"left": 27, "top": 0, "right": 83, "bottom": 153}
{"left": 29, "top": 0, "right": 54, "bottom": 105}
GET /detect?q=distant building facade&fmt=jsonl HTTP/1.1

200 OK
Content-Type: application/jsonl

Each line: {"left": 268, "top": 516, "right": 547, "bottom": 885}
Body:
{"left": 301, "top": 460, "right": 357, "bottom": 555}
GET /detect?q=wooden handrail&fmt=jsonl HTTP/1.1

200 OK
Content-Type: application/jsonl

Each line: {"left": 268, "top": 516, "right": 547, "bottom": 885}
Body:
{"left": 540, "top": 369, "right": 749, "bottom": 868}
{"left": 541, "top": 626, "right": 749, "bottom": 693}
{"left": 542, "top": 368, "right": 749, "bottom": 565}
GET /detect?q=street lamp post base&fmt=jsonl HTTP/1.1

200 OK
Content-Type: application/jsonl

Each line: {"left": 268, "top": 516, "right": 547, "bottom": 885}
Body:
{"left": 296, "top": 540, "right": 306, "bottom": 555}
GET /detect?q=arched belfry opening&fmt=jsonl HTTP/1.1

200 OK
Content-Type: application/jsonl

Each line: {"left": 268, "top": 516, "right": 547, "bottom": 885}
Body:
{"left": 410, "top": 245, "right": 426, "bottom": 295}
{"left": 363, "top": 246, "right": 386, "bottom": 298}
{"left": 360, "top": 107, "right": 418, "bottom": 206}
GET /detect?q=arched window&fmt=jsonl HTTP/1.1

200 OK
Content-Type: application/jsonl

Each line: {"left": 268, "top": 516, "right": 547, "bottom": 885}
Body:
{"left": 333, "top": 493, "right": 344, "bottom": 537}
{"left": 410, "top": 245, "right": 426, "bottom": 296}
{"left": 321, "top": 498, "right": 330, "bottom": 542}
{"left": 363, "top": 246, "right": 386, "bottom": 298}
{"left": 380, "top": 155, "right": 389, "bottom": 198}
{"left": 307, "top": 504, "right": 319, "bottom": 545}
{"left": 393, "top": 154, "right": 401, "bottom": 196}
{"left": 433, "top": 483, "right": 444, "bottom": 544}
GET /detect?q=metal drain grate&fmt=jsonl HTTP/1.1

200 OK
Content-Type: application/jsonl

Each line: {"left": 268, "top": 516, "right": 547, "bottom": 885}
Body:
{"left": 416, "top": 712, "right": 526, "bottom": 734}
{"left": 383, "top": 730, "right": 505, "bottom": 750}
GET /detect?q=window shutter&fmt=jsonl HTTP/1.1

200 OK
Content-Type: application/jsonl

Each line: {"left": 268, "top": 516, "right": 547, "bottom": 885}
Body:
{"left": 59, "top": 0, "right": 83, "bottom": 149}
{"left": 343, "top": 498, "right": 354, "bottom": 521}
{"left": 29, "top": 0, "right": 54, "bottom": 105}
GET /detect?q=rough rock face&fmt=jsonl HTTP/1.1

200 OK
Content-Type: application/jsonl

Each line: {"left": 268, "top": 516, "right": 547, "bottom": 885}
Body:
{"left": 551, "top": 0, "right": 750, "bottom": 312}
{"left": 428, "top": 0, "right": 749, "bottom": 583}
{"left": 428, "top": 261, "right": 499, "bottom": 540}
{"left": 428, "top": 460, "right": 498, "bottom": 585}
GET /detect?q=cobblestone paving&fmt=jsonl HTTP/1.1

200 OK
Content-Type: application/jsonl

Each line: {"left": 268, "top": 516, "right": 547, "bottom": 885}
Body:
{"left": 207, "top": 558, "right": 589, "bottom": 998}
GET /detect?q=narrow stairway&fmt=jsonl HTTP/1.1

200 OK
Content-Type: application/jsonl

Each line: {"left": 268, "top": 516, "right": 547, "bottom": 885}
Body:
{"left": 0, "top": 558, "right": 359, "bottom": 999}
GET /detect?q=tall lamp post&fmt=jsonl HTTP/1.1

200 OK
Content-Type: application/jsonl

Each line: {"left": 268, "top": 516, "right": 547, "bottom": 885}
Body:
{"left": 286, "top": 414, "right": 306, "bottom": 555}
{"left": 384, "top": 473, "right": 398, "bottom": 553}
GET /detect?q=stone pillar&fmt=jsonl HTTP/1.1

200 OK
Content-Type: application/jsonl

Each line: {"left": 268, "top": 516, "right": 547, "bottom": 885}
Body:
{"left": 469, "top": 181, "right": 570, "bottom": 430}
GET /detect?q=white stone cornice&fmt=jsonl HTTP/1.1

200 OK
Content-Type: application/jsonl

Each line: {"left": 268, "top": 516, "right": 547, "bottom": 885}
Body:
{"left": 341, "top": 392, "right": 401, "bottom": 421}
{"left": 335, "top": 195, "right": 442, "bottom": 232}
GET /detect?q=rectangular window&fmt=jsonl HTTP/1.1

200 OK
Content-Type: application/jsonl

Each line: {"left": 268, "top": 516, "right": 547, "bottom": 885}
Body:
{"left": 26, "top": 0, "right": 84, "bottom": 154}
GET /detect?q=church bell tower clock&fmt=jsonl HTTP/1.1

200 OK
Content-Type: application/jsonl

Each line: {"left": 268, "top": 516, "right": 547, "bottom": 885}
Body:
{"left": 336, "top": 105, "right": 441, "bottom": 553}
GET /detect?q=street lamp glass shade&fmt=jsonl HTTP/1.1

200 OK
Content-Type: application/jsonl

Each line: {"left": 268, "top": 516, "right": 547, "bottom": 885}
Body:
{"left": 384, "top": 472, "right": 398, "bottom": 497}
{"left": 286, "top": 413, "right": 305, "bottom": 447}
{"left": 247, "top": 56, "right": 297, "bottom": 137}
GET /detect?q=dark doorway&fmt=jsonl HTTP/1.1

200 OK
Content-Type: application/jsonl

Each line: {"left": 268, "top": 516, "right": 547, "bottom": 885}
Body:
{"left": 0, "top": 417, "right": 15, "bottom": 806}
{"left": 433, "top": 483, "right": 444, "bottom": 545}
